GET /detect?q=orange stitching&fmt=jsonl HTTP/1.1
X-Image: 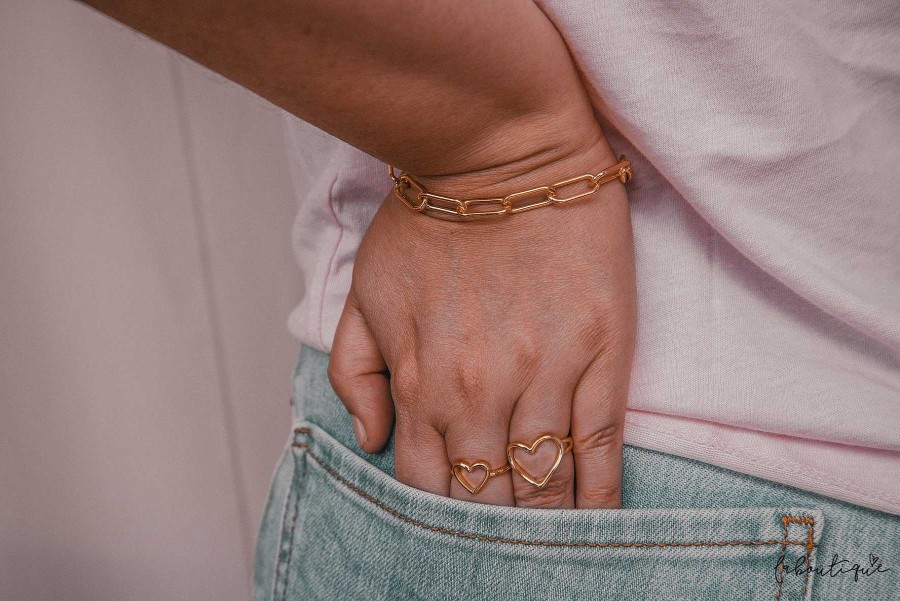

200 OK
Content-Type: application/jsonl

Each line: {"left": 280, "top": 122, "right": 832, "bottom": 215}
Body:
{"left": 775, "top": 515, "right": 816, "bottom": 601}
{"left": 776, "top": 517, "right": 788, "bottom": 601}
{"left": 290, "top": 440, "right": 816, "bottom": 551}
{"left": 800, "top": 517, "right": 815, "bottom": 598}
{"left": 271, "top": 488, "right": 291, "bottom": 600}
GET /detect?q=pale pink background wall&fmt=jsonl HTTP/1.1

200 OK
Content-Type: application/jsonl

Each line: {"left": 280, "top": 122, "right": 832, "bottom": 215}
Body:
{"left": 1, "top": 1, "right": 303, "bottom": 599}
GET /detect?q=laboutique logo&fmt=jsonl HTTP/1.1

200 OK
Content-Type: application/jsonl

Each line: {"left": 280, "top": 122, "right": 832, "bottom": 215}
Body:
{"left": 775, "top": 552, "right": 891, "bottom": 584}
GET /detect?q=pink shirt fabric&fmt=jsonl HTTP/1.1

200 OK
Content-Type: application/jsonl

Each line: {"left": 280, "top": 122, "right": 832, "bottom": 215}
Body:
{"left": 282, "top": 0, "right": 900, "bottom": 514}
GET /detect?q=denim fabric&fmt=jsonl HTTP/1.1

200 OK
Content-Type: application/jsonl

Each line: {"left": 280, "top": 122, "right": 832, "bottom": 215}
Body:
{"left": 253, "top": 345, "right": 900, "bottom": 600}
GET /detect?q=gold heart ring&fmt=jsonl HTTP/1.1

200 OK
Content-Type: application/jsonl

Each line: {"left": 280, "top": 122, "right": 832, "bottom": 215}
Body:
{"left": 451, "top": 461, "right": 511, "bottom": 495}
{"left": 506, "top": 434, "right": 574, "bottom": 489}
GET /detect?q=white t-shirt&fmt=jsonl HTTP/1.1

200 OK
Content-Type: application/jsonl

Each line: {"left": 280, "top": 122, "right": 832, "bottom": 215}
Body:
{"left": 282, "top": 0, "right": 900, "bottom": 514}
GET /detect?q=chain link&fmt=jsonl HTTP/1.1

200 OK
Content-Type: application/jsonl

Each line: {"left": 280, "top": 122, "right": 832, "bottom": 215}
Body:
{"left": 388, "top": 156, "right": 632, "bottom": 220}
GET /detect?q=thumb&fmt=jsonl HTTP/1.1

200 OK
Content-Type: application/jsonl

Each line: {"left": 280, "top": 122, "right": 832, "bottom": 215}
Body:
{"left": 327, "top": 290, "right": 395, "bottom": 453}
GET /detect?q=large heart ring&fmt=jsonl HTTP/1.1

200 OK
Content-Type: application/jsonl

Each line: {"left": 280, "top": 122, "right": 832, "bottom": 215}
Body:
{"left": 451, "top": 460, "right": 511, "bottom": 495}
{"left": 506, "top": 434, "right": 574, "bottom": 489}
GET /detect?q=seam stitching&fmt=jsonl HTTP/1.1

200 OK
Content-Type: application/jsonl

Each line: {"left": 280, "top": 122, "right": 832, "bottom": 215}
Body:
{"left": 775, "top": 515, "right": 816, "bottom": 601}
{"left": 276, "top": 445, "right": 306, "bottom": 601}
{"left": 291, "top": 430, "right": 817, "bottom": 551}
{"left": 269, "top": 478, "right": 293, "bottom": 601}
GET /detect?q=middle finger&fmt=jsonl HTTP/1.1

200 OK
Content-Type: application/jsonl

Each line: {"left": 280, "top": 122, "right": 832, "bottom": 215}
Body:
{"left": 508, "top": 373, "right": 575, "bottom": 508}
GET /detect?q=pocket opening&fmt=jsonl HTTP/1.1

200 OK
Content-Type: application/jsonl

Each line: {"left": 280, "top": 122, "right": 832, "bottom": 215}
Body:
{"left": 269, "top": 421, "right": 824, "bottom": 601}
{"left": 291, "top": 423, "right": 820, "bottom": 552}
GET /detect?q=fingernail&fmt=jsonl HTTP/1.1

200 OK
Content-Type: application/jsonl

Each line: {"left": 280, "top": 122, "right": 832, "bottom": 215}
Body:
{"left": 351, "top": 415, "right": 367, "bottom": 447}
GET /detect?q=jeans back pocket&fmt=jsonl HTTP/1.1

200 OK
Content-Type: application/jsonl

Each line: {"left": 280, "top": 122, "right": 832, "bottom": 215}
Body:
{"left": 259, "top": 421, "right": 822, "bottom": 601}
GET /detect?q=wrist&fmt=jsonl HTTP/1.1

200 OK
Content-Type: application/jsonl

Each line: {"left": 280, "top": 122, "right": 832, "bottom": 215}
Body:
{"left": 382, "top": 125, "right": 625, "bottom": 229}
{"left": 407, "top": 124, "right": 618, "bottom": 201}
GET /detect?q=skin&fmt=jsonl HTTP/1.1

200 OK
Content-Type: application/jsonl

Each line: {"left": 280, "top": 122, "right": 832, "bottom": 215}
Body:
{"left": 81, "top": 0, "right": 637, "bottom": 509}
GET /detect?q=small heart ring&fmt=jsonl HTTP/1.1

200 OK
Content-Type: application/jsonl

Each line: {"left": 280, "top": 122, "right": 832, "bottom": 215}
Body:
{"left": 451, "top": 460, "right": 511, "bottom": 495}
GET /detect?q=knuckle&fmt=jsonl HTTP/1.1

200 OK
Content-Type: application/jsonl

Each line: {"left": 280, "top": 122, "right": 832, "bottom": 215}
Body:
{"left": 574, "top": 421, "right": 622, "bottom": 455}
{"left": 389, "top": 360, "right": 422, "bottom": 405}
{"left": 575, "top": 301, "right": 635, "bottom": 357}
{"left": 572, "top": 305, "right": 613, "bottom": 352}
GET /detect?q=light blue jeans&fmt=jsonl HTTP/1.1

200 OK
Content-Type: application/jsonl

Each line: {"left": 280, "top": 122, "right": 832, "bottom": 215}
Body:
{"left": 253, "top": 345, "right": 899, "bottom": 600}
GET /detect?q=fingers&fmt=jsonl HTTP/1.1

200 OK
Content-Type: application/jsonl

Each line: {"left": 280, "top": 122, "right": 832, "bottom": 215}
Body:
{"left": 394, "top": 412, "right": 450, "bottom": 497}
{"left": 390, "top": 349, "right": 515, "bottom": 504}
{"left": 571, "top": 330, "right": 634, "bottom": 508}
{"left": 508, "top": 374, "right": 575, "bottom": 509}
{"left": 331, "top": 284, "right": 632, "bottom": 511}
{"left": 444, "top": 412, "right": 515, "bottom": 506}
{"left": 328, "top": 290, "right": 395, "bottom": 453}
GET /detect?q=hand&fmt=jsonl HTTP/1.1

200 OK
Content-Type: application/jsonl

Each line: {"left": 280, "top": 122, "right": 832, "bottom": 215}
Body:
{"left": 327, "top": 135, "right": 637, "bottom": 509}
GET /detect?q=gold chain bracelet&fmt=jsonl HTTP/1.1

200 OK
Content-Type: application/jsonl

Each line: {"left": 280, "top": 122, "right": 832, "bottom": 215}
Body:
{"left": 387, "top": 155, "right": 632, "bottom": 220}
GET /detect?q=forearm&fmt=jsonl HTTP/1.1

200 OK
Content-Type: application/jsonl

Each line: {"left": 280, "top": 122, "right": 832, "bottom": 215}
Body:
{"left": 80, "top": 0, "right": 605, "bottom": 187}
